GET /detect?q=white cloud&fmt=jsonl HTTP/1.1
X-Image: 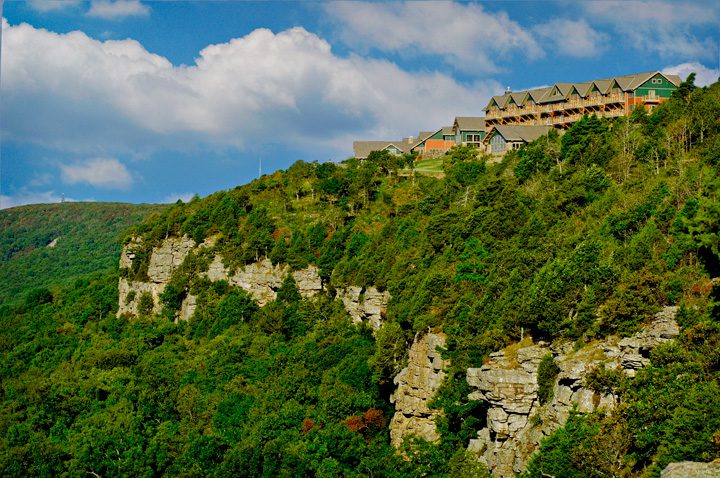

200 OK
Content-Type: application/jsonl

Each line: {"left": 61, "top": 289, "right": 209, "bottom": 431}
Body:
{"left": 581, "top": 1, "right": 719, "bottom": 60}
{"left": 27, "top": 0, "right": 82, "bottom": 13}
{"left": 324, "top": 1, "right": 542, "bottom": 74}
{"left": 87, "top": 0, "right": 149, "bottom": 20}
{"left": 534, "top": 19, "right": 608, "bottom": 58}
{"left": 663, "top": 62, "right": 719, "bottom": 87}
{"left": 1, "top": 20, "right": 498, "bottom": 158}
{"left": 162, "top": 192, "right": 197, "bottom": 204}
{"left": 60, "top": 158, "right": 133, "bottom": 189}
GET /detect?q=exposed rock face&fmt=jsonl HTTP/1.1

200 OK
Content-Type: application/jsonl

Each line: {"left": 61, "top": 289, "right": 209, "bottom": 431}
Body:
{"left": 147, "top": 236, "right": 196, "bottom": 282}
{"left": 118, "top": 236, "right": 388, "bottom": 327}
{"left": 390, "top": 332, "right": 449, "bottom": 448}
{"left": 466, "top": 307, "right": 679, "bottom": 478}
{"left": 292, "top": 266, "right": 323, "bottom": 298}
{"left": 118, "top": 277, "right": 165, "bottom": 316}
{"left": 336, "top": 286, "right": 391, "bottom": 330}
{"left": 118, "top": 237, "right": 325, "bottom": 319}
{"left": 661, "top": 461, "right": 720, "bottom": 478}
{"left": 178, "top": 294, "right": 197, "bottom": 322}
{"left": 118, "top": 236, "right": 196, "bottom": 317}
{"left": 229, "top": 259, "right": 288, "bottom": 306}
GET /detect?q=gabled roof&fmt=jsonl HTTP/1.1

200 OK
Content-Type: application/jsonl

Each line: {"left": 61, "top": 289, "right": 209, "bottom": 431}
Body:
{"left": 527, "top": 87, "right": 551, "bottom": 103}
{"left": 411, "top": 127, "right": 442, "bottom": 149}
{"left": 485, "top": 95, "right": 509, "bottom": 111}
{"left": 484, "top": 125, "right": 553, "bottom": 144}
{"left": 441, "top": 126, "right": 454, "bottom": 136}
{"left": 615, "top": 75, "right": 636, "bottom": 91}
{"left": 412, "top": 131, "right": 437, "bottom": 148}
{"left": 454, "top": 117, "right": 486, "bottom": 131}
{"left": 485, "top": 71, "right": 682, "bottom": 113}
{"left": 607, "top": 71, "right": 682, "bottom": 91}
{"left": 574, "top": 82, "right": 593, "bottom": 97}
{"left": 593, "top": 79, "right": 613, "bottom": 93}
{"left": 353, "top": 141, "right": 405, "bottom": 159}
{"left": 510, "top": 92, "right": 528, "bottom": 106}
{"left": 540, "top": 83, "right": 571, "bottom": 103}
{"left": 555, "top": 83, "right": 573, "bottom": 96}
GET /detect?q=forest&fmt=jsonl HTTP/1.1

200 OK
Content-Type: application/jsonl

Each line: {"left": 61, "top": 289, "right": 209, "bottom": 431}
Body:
{"left": 1, "top": 76, "right": 719, "bottom": 477}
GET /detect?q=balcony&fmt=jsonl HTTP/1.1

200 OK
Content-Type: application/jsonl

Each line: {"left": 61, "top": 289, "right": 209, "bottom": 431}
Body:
{"left": 488, "top": 94, "right": 627, "bottom": 120}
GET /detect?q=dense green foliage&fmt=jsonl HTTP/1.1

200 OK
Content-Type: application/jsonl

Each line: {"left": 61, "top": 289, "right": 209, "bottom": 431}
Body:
{"left": 2, "top": 78, "right": 720, "bottom": 476}
{"left": 0, "top": 202, "right": 165, "bottom": 303}
{"left": 537, "top": 354, "right": 559, "bottom": 405}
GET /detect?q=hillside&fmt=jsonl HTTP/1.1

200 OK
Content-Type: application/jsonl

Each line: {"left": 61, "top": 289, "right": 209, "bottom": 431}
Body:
{"left": 0, "top": 79, "right": 719, "bottom": 477}
{"left": 0, "top": 202, "right": 167, "bottom": 303}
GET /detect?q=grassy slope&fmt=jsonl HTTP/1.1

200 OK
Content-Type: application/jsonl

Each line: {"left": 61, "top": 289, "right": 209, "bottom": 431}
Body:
{"left": 0, "top": 202, "right": 166, "bottom": 303}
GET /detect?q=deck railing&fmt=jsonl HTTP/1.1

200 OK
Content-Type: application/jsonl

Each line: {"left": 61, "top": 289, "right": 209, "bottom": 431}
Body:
{"left": 486, "top": 94, "right": 627, "bottom": 119}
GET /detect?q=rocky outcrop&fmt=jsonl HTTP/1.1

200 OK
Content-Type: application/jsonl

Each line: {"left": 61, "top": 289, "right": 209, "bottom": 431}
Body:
{"left": 390, "top": 332, "right": 449, "bottom": 448}
{"left": 466, "top": 307, "right": 679, "bottom": 478}
{"left": 118, "top": 236, "right": 388, "bottom": 327}
{"left": 118, "top": 237, "right": 324, "bottom": 319}
{"left": 336, "top": 286, "right": 390, "bottom": 330}
{"left": 292, "top": 266, "right": 323, "bottom": 298}
{"left": 118, "top": 236, "right": 197, "bottom": 317}
{"left": 661, "top": 461, "right": 720, "bottom": 477}
{"left": 118, "top": 277, "right": 165, "bottom": 316}
{"left": 228, "top": 259, "right": 288, "bottom": 306}
{"left": 147, "top": 236, "right": 196, "bottom": 282}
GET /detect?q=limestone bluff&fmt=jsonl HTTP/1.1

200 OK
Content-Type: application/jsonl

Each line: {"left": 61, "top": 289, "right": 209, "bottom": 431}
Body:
{"left": 117, "top": 235, "right": 390, "bottom": 329}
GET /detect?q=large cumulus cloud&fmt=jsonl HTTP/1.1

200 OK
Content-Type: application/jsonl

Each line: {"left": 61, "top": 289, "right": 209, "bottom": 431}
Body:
{"left": 1, "top": 20, "right": 498, "bottom": 158}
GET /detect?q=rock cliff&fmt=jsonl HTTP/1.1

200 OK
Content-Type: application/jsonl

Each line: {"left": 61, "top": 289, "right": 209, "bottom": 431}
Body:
{"left": 389, "top": 332, "right": 449, "bottom": 448}
{"left": 119, "top": 236, "right": 196, "bottom": 317}
{"left": 466, "top": 306, "right": 679, "bottom": 478}
{"left": 336, "top": 286, "right": 391, "bottom": 330}
{"left": 118, "top": 236, "right": 383, "bottom": 327}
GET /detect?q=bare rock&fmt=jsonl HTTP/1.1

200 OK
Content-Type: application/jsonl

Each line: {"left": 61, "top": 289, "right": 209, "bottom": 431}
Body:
{"left": 661, "top": 461, "right": 720, "bottom": 478}
{"left": 147, "top": 236, "right": 196, "bottom": 283}
{"left": 119, "top": 236, "right": 143, "bottom": 269}
{"left": 205, "top": 255, "right": 229, "bottom": 282}
{"left": 336, "top": 286, "right": 390, "bottom": 331}
{"left": 118, "top": 278, "right": 164, "bottom": 316}
{"left": 178, "top": 294, "right": 197, "bottom": 322}
{"left": 466, "top": 306, "right": 680, "bottom": 477}
{"left": 292, "top": 265, "right": 323, "bottom": 297}
{"left": 390, "top": 332, "right": 449, "bottom": 448}
{"left": 229, "top": 259, "right": 288, "bottom": 306}
{"left": 337, "top": 286, "right": 364, "bottom": 323}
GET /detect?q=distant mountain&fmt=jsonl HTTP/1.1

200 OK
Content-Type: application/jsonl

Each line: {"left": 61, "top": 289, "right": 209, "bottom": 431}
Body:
{"left": 0, "top": 202, "right": 166, "bottom": 303}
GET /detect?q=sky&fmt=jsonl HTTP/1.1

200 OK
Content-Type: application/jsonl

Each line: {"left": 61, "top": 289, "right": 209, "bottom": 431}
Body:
{"left": 1, "top": 0, "right": 719, "bottom": 208}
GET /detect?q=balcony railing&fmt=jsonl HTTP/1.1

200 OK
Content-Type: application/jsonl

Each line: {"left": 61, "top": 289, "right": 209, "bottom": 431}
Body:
{"left": 486, "top": 94, "right": 627, "bottom": 119}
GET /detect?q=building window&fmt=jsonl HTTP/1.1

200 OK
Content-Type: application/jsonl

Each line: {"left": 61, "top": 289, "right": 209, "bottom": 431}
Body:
{"left": 490, "top": 134, "right": 506, "bottom": 153}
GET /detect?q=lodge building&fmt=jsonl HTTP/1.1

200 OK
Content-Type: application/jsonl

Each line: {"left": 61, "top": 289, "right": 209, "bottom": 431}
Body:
{"left": 352, "top": 71, "right": 682, "bottom": 159}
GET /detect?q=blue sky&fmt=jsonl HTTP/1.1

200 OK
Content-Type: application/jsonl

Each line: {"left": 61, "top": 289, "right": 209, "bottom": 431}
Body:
{"left": 2, "top": 0, "right": 719, "bottom": 208}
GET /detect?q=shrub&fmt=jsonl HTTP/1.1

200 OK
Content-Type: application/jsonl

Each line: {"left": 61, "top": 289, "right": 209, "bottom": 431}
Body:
{"left": 137, "top": 291, "right": 154, "bottom": 316}
{"left": 537, "top": 353, "right": 560, "bottom": 404}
